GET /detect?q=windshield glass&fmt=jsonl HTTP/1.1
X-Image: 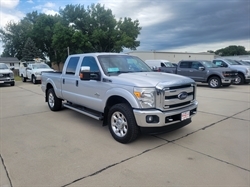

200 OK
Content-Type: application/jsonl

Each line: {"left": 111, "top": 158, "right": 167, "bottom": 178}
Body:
{"left": 201, "top": 60, "right": 218, "bottom": 68}
{"left": 98, "top": 55, "right": 152, "bottom": 75}
{"left": 225, "top": 59, "right": 241, "bottom": 65}
{"left": 0, "top": 63, "right": 9, "bottom": 69}
{"left": 240, "top": 61, "right": 250, "bottom": 66}
{"left": 164, "top": 62, "right": 175, "bottom": 67}
{"left": 32, "top": 64, "right": 51, "bottom": 69}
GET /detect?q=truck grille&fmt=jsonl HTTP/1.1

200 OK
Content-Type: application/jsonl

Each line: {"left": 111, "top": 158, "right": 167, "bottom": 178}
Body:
{"left": 0, "top": 73, "right": 10, "bottom": 78}
{"left": 224, "top": 71, "right": 238, "bottom": 78}
{"left": 163, "top": 84, "right": 195, "bottom": 110}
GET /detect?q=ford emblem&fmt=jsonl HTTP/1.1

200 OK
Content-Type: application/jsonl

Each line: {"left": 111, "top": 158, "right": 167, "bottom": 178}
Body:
{"left": 178, "top": 92, "right": 188, "bottom": 100}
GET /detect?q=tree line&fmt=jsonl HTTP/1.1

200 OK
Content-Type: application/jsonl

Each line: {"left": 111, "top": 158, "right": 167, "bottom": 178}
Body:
{"left": 0, "top": 3, "right": 141, "bottom": 67}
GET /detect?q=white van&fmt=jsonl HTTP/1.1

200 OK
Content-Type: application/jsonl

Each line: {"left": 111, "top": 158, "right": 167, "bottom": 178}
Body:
{"left": 144, "top": 59, "right": 175, "bottom": 69}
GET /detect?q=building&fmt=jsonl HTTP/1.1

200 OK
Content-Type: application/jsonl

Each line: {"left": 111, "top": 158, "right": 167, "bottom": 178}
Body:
{"left": 126, "top": 51, "right": 216, "bottom": 63}
{"left": 0, "top": 57, "right": 20, "bottom": 69}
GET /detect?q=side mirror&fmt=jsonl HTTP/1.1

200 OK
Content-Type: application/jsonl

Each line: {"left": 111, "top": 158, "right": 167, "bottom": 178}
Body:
{"left": 80, "top": 66, "right": 100, "bottom": 81}
{"left": 198, "top": 67, "right": 205, "bottom": 71}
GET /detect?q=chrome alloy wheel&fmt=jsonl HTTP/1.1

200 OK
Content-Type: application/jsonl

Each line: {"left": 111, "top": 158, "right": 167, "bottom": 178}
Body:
{"left": 48, "top": 92, "right": 55, "bottom": 108}
{"left": 234, "top": 76, "right": 241, "bottom": 84}
{"left": 210, "top": 78, "right": 219, "bottom": 87}
{"left": 111, "top": 111, "right": 128, "bottom": 137}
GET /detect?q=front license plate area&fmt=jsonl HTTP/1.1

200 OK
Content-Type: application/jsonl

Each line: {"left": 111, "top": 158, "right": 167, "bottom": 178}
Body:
{"left": 181, "top": 111, "right": 190, "bottom": 121}
{"left": 0, "top": 81, "right": 4, "bottom": 83}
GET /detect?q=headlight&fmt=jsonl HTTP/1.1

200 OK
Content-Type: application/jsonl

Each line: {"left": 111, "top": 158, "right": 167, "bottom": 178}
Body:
{"left": 35, "top": 72, "right": 41, "bottom": 75}
{"left": 134, "top": 87, "right": 155, "bottom": 108}
{"left": 10, "top": 72, "right": 14, "bottom": 78}
{"left": 247, "top": 68, "right": 250, "bottom": 75}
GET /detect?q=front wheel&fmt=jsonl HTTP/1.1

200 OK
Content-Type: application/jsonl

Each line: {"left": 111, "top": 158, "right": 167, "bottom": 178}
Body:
{"left": 234, "top": 74, "right": 244, "bottom": 85}
{"left": 108, "top": 103, "right": 139, "bottom": 144}
{"left": 208, "top": 76, "right": 221, "bottom": 88}
{"left": 47, "top": 88, "right": 62, "bottom": 111}
{"left": 22, "top": 75, "right": 26, "bottom": 82}
{"left": 32, "top": 75, "right": 37, "bottom": 84}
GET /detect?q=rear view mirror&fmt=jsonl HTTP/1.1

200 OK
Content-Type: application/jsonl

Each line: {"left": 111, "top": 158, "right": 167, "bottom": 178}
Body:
{"left": 80, "top": 66, "right": 100, "bottom": 81}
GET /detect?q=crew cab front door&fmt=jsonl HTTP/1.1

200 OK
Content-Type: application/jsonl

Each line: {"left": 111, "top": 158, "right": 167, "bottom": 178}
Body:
{"left": 76, "top": 56, "right": 108, "bottom": 112}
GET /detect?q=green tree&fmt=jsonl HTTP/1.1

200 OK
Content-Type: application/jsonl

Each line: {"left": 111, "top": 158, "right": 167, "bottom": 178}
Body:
{"left": 56, "top": 4, "right": 141, "bottom": 55}
{"left": 215, "top": 45, "right": 248, "bottom": 56}
{"left": 0, "top": 20, "right": 33, "bottom": 59}
{"left": 21, "top": 37, "right": 43, "bottom": 61}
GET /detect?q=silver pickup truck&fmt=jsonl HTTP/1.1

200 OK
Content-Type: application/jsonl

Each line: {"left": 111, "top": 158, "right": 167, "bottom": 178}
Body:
{"left": 41, "top": 53, "right": 198, "bottom": 143}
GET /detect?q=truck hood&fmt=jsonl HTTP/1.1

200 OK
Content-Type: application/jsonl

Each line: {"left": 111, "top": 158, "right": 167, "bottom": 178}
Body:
{"left": 230, "top": 65, "right": 250, "bottom": 69}
{"left": 109, "top": 72, "right": 195, "bottom": 88}
{"left": 0, "top": 69, "right": 12, "bottom": 73}
{"left": 35, "top": 69, "right": 54, "bottom": 73}
{"left": 207, "top": 67, "right": 237, "bottom": 72}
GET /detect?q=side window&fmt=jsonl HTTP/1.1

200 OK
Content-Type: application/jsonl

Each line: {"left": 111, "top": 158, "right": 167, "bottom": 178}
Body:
{"left": 213, "top": 60, "right": 227, "bottom": 67}
{"left": 66, "top": 57, "right": 80, "bottom": 75}
{"left": 191, "top": 62, "right": 203, "bottom": 70}
{"left": 179, "top": 61, "right": 191, "bottom": 68}
{"left": 81, "top": 56, "right": 99, "bottom": 72}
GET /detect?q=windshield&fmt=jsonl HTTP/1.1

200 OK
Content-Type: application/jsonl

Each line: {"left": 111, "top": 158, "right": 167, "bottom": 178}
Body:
{"left": 164, "top": 62, "right": 175, "bottom": 67}
{"left": 225, "top": 59, "right": 241, "bottom": 65}
{"left": 0, "top": 63, "right": 9, "bottom": 69}
{"left": 201, "top": 61, "right": 218, "bottom": 68}
{"left": 98, "top": 55, "right": 152, "bottom": 75}
{"left": 32, "top": 64, "right": 51, "bottom": 69}
{"left": 240, "top": 61, "right": 250, "bottom": 66}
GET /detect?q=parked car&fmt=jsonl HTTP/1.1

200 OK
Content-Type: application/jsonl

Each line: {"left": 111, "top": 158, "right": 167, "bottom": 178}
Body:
{"left": 0, "top": 63, "right": 15, "bottom": 86}
{"left": 212, "top": 59, "right": 250, "bottom": 85}
{"left": 19, "top": 63, "right": 54, "bottom": 84}
{"left": 158, "top": 60, "right": 238, "bottom": 88}
{"left": 41, "top": 53, "right": 198, "bottom": 143}
{"left": 144, "top": 59, "right": 176, "bottom": 73}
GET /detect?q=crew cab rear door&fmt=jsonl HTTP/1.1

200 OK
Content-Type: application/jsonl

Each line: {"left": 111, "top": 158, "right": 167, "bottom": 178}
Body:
{"left": 61, "top": 56, "right": 80, "bottom": 104}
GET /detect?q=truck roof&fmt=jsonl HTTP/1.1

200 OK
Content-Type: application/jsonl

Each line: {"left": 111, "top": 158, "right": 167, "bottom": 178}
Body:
{"left": 69, "top": 53, "right": 129, "bottom": 57}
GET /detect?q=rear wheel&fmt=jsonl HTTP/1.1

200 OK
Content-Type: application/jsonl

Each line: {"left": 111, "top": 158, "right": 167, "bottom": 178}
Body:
{"left": 47, "top": 88, "right": 62, "bottom": 111}
{"left": 234, "top": 74, "right": 244, "bottom": 85}
{"left": 208, "top": 76, "right": 221, "bottom": 88}
{"left": 108, "top": 103, "right": 139, "bottom": 144}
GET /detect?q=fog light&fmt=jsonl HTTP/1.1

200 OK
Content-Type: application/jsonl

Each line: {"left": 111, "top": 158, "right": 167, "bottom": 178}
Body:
{"left": 146, "top": 115, "right": 159, "bottom": 123}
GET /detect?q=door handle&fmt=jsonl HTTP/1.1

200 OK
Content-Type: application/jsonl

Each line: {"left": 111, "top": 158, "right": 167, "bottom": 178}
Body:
{"left": 63, "top": 79, "right": 65, "bottom": 84}
{"left": 76, "top": 80, "right": 78, "bottom": 87}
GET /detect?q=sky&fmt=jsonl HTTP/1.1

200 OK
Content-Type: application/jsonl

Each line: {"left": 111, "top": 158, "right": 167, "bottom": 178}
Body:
{"left": 0, "top": 0, "right": 249, "bottom": 54}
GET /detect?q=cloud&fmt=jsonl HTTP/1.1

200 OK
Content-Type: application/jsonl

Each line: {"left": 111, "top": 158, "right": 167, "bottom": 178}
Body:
{"left": 32, "top": 2, "right": 58, "bottom": 15}
{"left": 99, "top": 0, "right": 250, "bottom": 52}
{"left": 26, "top": 0, "right": 34, "bottom": 3}
{"left": 0, "top": 0, "right": 19, "bottom": 9}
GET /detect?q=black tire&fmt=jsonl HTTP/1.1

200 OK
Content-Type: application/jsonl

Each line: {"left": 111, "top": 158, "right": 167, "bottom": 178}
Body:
{"left": 208, "top": 76, "right": 221, "bottom": 88}
{"left": 47, "top": 88, "right": 62, "bottom": 111}
{"left": 222, "top": 83, "right": 231, "bottom": 87}
{"left": 234, "top": 74, "right": 244, "bottom": 85}
{"left": 22, "top": 75, "right": 26, "bottom": 82}
{"left": 32, "top": 75, "right": 37, "bottom": 84}
{"left": 10, "top": 82, "right": 15, "bottom": 86}
{"left": 108, "top": 103, "right": 139, "bottom": 144}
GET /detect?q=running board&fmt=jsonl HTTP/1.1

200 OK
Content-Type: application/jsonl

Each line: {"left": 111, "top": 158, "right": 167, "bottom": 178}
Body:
{"left": 63, "top": 103, "right": 103, "bottom": 120}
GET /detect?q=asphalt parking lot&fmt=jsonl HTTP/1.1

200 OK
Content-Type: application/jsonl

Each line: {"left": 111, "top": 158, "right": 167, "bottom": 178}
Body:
{"left": 0, "top": 81, "right": 249, "bottom": 187}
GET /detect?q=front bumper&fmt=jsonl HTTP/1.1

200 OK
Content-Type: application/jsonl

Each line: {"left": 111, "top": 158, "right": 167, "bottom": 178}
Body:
{"left": 245, "top": 75, "right": 250, "bottom": 83}
{"left": 221, "top": 78, "right": 235, "bottom": 84}
{"left": 0, "top": 78, "right": 15, "bottom": 84}
{"left": 133, "top": 101, "right": 198, "bottom": 127}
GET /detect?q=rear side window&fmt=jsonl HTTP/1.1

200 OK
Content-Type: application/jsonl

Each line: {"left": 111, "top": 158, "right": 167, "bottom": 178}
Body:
{"left": 179, "top": 61, "right": 191, "bottom": 68}
{"left": 66, "top": 57, "right": 80, "bottom": 75}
